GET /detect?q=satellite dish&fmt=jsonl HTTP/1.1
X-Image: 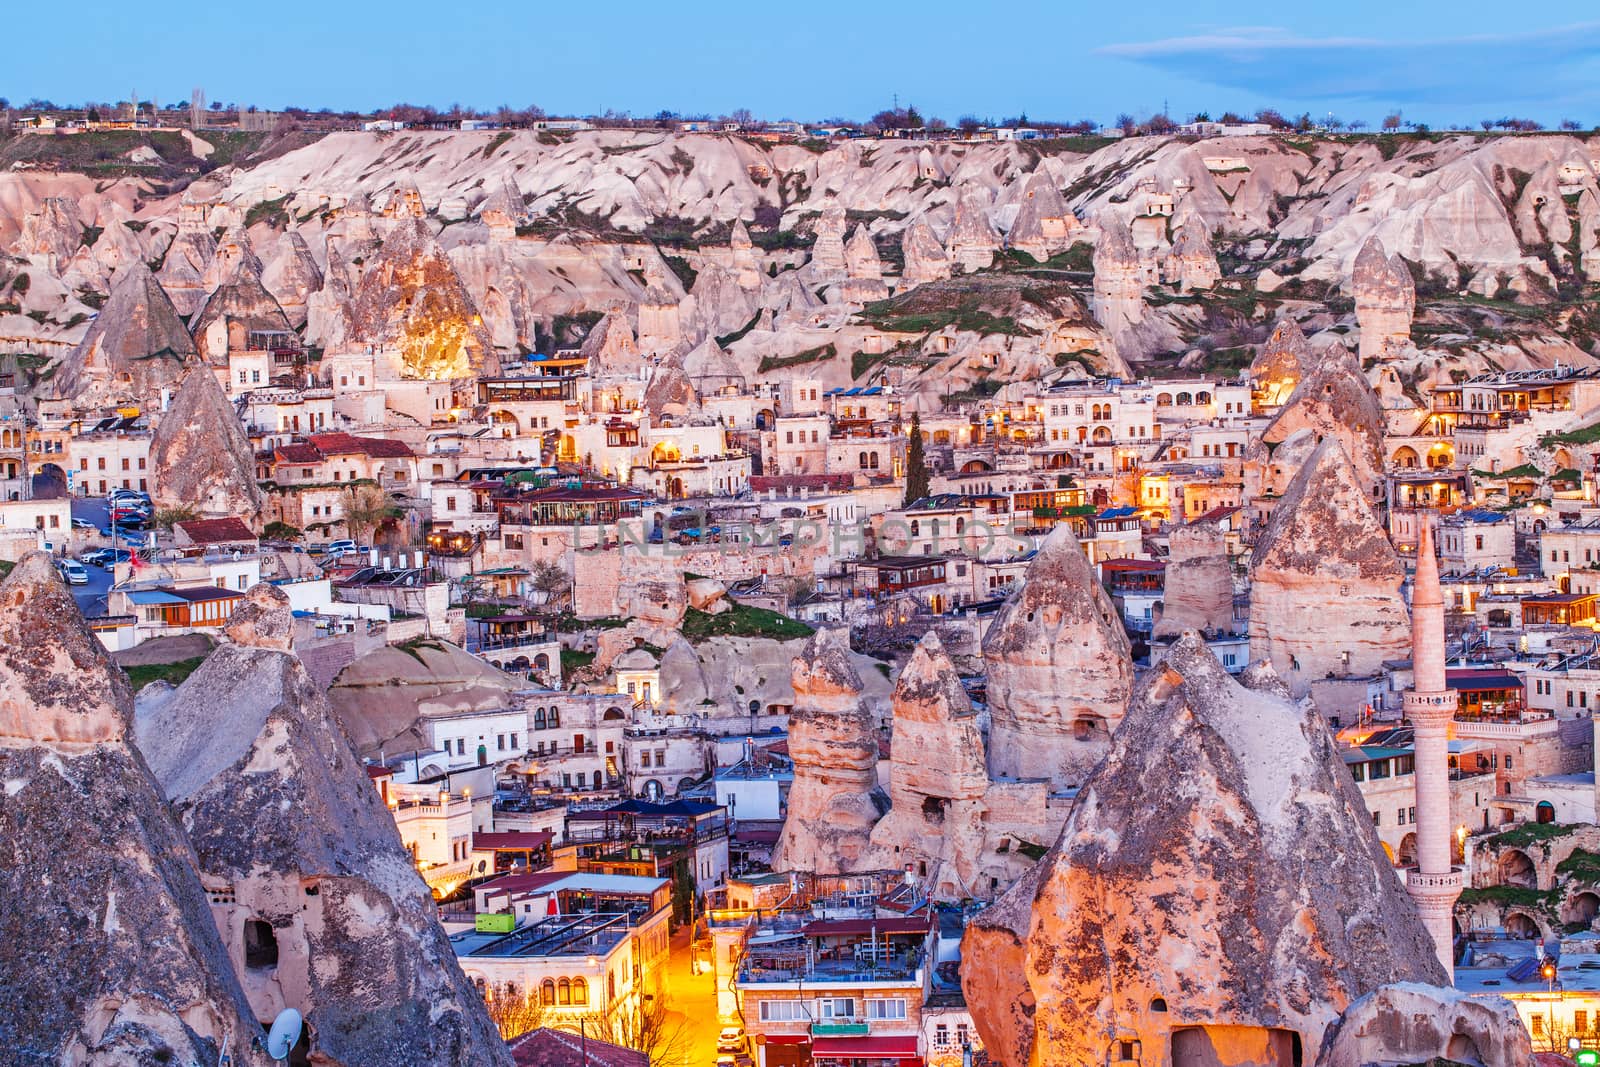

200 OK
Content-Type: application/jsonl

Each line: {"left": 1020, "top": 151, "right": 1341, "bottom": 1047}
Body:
{"left": 265, "top": 1008, "right": 302, "bottom": 1061}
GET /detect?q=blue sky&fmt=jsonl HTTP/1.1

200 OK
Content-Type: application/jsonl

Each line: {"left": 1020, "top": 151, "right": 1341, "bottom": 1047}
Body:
{"left": 8, "top": 1, "right": 1600, "bottom": 126}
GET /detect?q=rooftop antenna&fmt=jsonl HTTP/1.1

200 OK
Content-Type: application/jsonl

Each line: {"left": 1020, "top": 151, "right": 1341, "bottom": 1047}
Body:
{"left": 264, "top": 1008, "right": 302, "bottom": 1061}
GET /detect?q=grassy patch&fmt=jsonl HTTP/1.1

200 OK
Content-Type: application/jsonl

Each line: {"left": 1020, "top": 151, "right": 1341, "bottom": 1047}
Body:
{"left": 244, "top": 195, "right": 291, "bottom": 229}
{"left": 0, "top": 559, "right": 11, "bottom": 578}
{"left": 1543, "top": 422, "right": 1600, "bottom": 447}
{"left": 715, "top": 312, "right": 762, "bottom": 347}
{"left": 483, "top": 131, "right": 514, "bottom": 157}
{"left": 1488, "top": 821, "right": 1576, "bottom": 849}
{"left": 679, "top": 604, "right": 813, "bottom": 644}
{"left": 758, "top": 343, "right": 836, "bottom": 374}
{"left": 124, "top": 655, "right": 207, "bottom": 689}
{"left": 1557, "top": 849, "right": 1600, "bottom": 884}
{"left": 1458, "top": 885, "right": 1553, "bottom": 909}
{"left": 662, "top": 254, "right": 697, "bottom": 291}
{"left": 561, "top": 649, "right": 595, "bottom": 674}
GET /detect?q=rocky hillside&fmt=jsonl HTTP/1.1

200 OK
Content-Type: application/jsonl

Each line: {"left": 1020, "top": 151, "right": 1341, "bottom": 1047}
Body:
{"left": 5, "top": 128, "right": 1600, "bottom": 404}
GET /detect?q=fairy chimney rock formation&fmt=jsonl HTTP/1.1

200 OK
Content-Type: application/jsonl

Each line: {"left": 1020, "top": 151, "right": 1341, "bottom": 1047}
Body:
{"left": 58, "top": 260, "right": 198, "bottom": 409}
{"left": 1164, "top": 215, "right": 1222, "bottom": 290}
{"left": 900, "top": 217, "right": 952, "bottom": 287}
{"left": 840, "top": 224, "right": 890, "bottom": 303}
{"left": 1353, "top": 235, "right": 1416, "bottom": 362}
{"left": 1152, "top": 520, "right": 1235, "bottom": 639}
{"left": 1254, "top": 344, "right": 1387, "bottom": 500}
{"left": 772, "top": 627, "right": 883, "bottom": 873}
{"left": 981, "top": 523, "right": 1133, "bottom": 789}
{"left": 809, "top": 203, "right": 849, "bottom": 279}
{"left": 946, "top": 194, "right": 1001, "bottom": 272}
{"left": 263, "top": 230, "right": 325, "bottom": 328}
{"left": 132, "top": 582, "right": 513, "bottom": 1066}
{"left": 1250, "top": 317, "right": 1311, "bottom": 407}
{"left": 190, "top": 251, "right": 296, "bottom": 368}
{"left": 962, "top": 634, "right": 1449, "bottom": 1067}
{"left": 149, "top": 365, "right": 265, "bottom": 522}
{"left": 636, "top": 286, "right": 684, "bottom": 353}
{"left": 0, "top": 553, "right": 268, "bottom": 1066}
{"left": 1091, "top": 220, "right": 1145, "bottom": 333}
{"left": 1008, "top": 171, "right": 1077, "bottom": 262}
{"left": 1249, "top": 437, "right": 1412, "bottom": 697}
{"left": 866, "top": 631, "right": 991, "bottom": 898}
{"left": 349, "top": 218, "right": 496, "bottom": 379}
{"left": 728, "top": 219, "right": 764, "bottom": 289}
{"left": 581, "top": 309, "right": 644, "bottom": 377}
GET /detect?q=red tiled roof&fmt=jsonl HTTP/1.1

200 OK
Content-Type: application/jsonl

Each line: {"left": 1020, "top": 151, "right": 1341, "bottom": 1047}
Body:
{"left": 274, "top": 443, "right": 322, "bottom": 464}
{"left": 308, "top": 431, "right": 415, "bottom": 459}
{"left": 510, "top": 1028, "right": 647, "bottom": 1067}
{"left": 174, "top": 517, "right": 257, "bottom": 545}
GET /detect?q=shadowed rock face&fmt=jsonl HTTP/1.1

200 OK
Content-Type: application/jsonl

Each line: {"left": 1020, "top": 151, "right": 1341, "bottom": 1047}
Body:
{"left": 348, "top": 218, "right": 497, "bottom": 379}
{"left": 149, "top": 365, "right": 264, "bottom": 520}
{"left": 133, "top": 584, "right": 512, "bottom": 1067}
{"left": 1153, "top": 520, "right": 1234, "bottom": 639}
{"left": 981, "top": 524, "right": 1133, "bottom": 789}
{"left": 1248, "top": 437, "right": 1411, "bottom": 697}
{"left": 963, "top": 635, "right": 1446, "bottom": 1067}
{"left": 57, "top": 259, "right": 198, "bottom": 409}
{"left": 772, "top": 627, "right": 883, "bottom": 873}
{"left": 0, "top": 553, "right": 267, "bottom": 1066}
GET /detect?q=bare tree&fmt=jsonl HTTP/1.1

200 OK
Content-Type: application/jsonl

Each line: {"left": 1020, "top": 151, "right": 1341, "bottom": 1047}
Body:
{"left": 529, "top": 559, "right": 572, "bottom": 613}
{"left": 483, "top": 985, "right": 547, "bottom": 1041}
{"left": 1382, "top": 112, "right": 1403, "bottom": 131}
{"left": 574, "top": 976, "right": 690, "bottom": 1066}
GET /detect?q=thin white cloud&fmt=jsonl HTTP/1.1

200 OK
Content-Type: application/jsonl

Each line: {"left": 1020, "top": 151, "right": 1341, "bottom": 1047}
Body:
{"left": 1097, "top": 22, "right": 1600, "bottom": 112}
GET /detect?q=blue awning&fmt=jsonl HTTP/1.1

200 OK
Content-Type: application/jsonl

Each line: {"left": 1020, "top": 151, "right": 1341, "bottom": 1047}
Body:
{"left": 126, "top": 590, "right": 186, "bottom": 606}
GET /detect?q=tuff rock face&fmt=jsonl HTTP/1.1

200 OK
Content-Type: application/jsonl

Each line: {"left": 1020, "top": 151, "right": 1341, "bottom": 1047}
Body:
{"left": 772, "top": 627, "right": 884, "bottom": 873}
{"left": 149, "top": 365, "right": 265, "bottom": 521}
{"left": 189, "top": 252, "right": 297, "bottom": 367}
{"left": 1091, "top": 220, "right": 1145, "bottom": 333}
{"left": 1165, "top": 214, "right": 1222, "bottom": 290}
{"left": 981, "top": 524, "right": 1133, "bottom": 788}
{"left": 1248, "top": 438, "right": 1411, "bottom": 697}
{"left": 808, "top": 203, "right": 849, "bottom": 279}
{"left": 946, "top": 193, "right": 1000, "bottom": 272}
{"left": 636, "top": 285, "right": 683, "bottom": 353}
{"left": 1008, "top": 171, "right": 1077, "bottom": 262}
{"left": 1153, "top": 520, "right": 1235, "bottom": 639}
{"left": 1252, "top": 343, "right": 1387, "bottom": 501}
{"left": 13, "top": 195, "right": 84, "bottom": 263}
{"left": 262, "top": 230, "right": 325, "bottom": 328}
{"left": 57, "top": 260, "right": 199, "bottom": 409}
{"left": 580, "top": 309, "right": 644, "bottom": 377}
{"left": 900, "top": 217, "right": 952, "bottom": 287}
{"left": 681, "top": 336, "right": 745, "bottom": 393}
{"left": 1352, "top": 235, "right": 1416, "bottom": 363}
{"left": 866, "top": 632, "right": 1047, "bottom": 900}
{"left": 348, "top": 218, "right": 497, "bottom": 379}
{"left": 1250, "top": 317, "right": 1310, "bottom": 407}
{"left": 133, "top": 584, "right": 512, "bottom": 1067}
{"left": 840, "top": 224, "right": 890, "bottom": 303}
{"left": 1318, "top": 983, "right": 1530, "bottom": 1067}
{"left": 0, "top": 554, "right": 268, "bottom": 1067}
{"left": 962, "top": 634, "right": 1448, "bottom": 1067}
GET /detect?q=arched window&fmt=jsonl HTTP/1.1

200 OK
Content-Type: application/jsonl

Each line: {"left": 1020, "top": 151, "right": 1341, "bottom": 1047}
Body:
{"left": 1195, "top": 391, "right": 1211, "bottom": 405}
{"left": 541, "top": 979, "right": 556, "bottom": 1006}
{"left": 910, "top": 520, "right": 920, "bottom": 536}
{"left": 558, "top": 978, "right": 572, "bottom": 1005}
{"left": 1175, "top": 392, "right": 1193, "bottom": 406}
{"left": 572, "top": 977, "right": 589, "bottom": 1006}
{"left": 1156, "top": 393, "right": 1173, "bottom": 406}
{"left": 859, "top": 451, "right": 869, "bottom": 469}
{"left": 534, "top": 653, "right": 550, "bottom": 672}
{"left": 549, "top": 708, "right": 560, "bottom": 727}
{"left": 535, "top": 708, "right": 547, "bottom": 729}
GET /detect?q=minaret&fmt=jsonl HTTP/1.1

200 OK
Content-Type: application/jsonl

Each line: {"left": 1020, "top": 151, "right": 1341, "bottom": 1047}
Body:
{"left": 1405, "top": 520, "right": 1464, "bottom": 977}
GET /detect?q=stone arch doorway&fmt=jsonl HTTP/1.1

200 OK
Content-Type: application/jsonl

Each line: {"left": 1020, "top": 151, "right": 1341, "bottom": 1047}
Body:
{"left": 1504, "top": 911, "right": 1540, "bottom": 939}
{"left": 1536, "top": 801, "right": 1556, "bottom": 824}
{"left": 1566, "top": 891, "right": 1600, "bottom": 928}
{"left": 1398, "top": 833, "right": 1418, "bottom": 867}
{"left": 1499, "top": 849, "right": 1537, "bottom": 888}
{"left": 1171, "top": 1025, "right": 1302, "bottom": 1067}
{"left": 32, "top": 462, "right": 67, "bottom": 499}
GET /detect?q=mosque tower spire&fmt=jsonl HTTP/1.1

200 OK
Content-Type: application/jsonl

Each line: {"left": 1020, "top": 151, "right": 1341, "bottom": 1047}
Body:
{"left": 1404, "top": 520, "right": 1464, "bottom": 977}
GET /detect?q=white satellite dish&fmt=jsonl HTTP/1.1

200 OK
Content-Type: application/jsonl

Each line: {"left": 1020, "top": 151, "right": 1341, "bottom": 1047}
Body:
{"left": 265, "top": 1008, "right": 302, "bottom": 1061}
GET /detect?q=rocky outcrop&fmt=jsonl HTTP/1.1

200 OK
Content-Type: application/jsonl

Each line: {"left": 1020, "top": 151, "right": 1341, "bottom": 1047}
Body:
{"left": 946, "top": 194, "right": 1000, "bottom": 272}
{"left": 133, "top": 584, "right": 512, "bottom": 1067}
{"left": 981, "top": 524, "right": 1133, "bottom": 789}
{"left": 866, "top": 632, "right": 1050, "bottom": 901}
{"left": 900, "top": 217, "right": 952, "bottom": 287}
{"left": 56, "top": 260, "right": 199, "bottom": 410}
{"left": 727, "top": 220, "right": 763, "bottom": 289}
{"left": 189, "top": 252, "right": 297, "bottom": 367}
{"left": 1318, "top": 983, "right": 1529, "bottom": 1067}
{"left": 348, "top": 218, "right": 497, "bottom": 379}
{"left": 1153, "top": 520, "right": 1234, "bottom": 639}
{"left": 1164, "top": 214, "right": 1221, "bottom": 290}
{"left": 580, "top": 309, "right": 644, "bottom": 377}
{"left": 681, "top": 336, "right": 745, "bottom": 394}
{"left": 0, "top": 554, "right": 267, "bottom": 1067}
{"left": 1253, "top": 344, "right": 1387, "bottom": 499}
{"left": 641, "top": 355, "right": 699, "bottom": 419}
{"left": 963, "top": 634, "right": 1448, "bottom": 1067}
{"left": 149, "top": 365, "right": 264, "bottom": 521}
{"left": 1352, "top": 235, "right": 1415, "bottom": 363}
{"left": 1248, "top": 437, "right": 1411, "bottom": 696}
{"left": 1090, "top": 220, "right": 1144, "bottom": 333}
{"left": 772, "top": 627, "right": 884, "bottom": 873}
{"left": 636, "top": 285, "right": 683, "bottom": 353}
{"left": 839, "top": 224, "right": 890, "bottom": 304}
{"left": 262, "top": 230, "right": 325, "bottom": 328}
{"left": 1250, "top": 317, "right": 1310, "bottom": 406}
{"left": 808, "top": 203, "right": 849, "bottom": 279}
{"left": 12, "top": 196, "right": 84, "bottom": 264}
{"left": 1007, "top": 171, "right": 1077, "bottom": 262}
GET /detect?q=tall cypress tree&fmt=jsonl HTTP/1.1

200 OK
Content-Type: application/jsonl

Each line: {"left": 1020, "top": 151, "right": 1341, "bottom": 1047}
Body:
{"left": 903, "top": 412, "right": 930, "bottom": 505}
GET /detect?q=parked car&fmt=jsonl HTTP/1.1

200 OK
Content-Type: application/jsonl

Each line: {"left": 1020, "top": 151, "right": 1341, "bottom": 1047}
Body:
{"left": 71, "top": 517, "right": 96, "bottom": 530}
{"left": 79, "top": 549, "right": 110, "bottom": 566}
{"left": 102, "top": 549, "right": 132, "bottom": 564}
{"left": 58, "top": 560, "right": 89, "bottom": 585}
{"left": 326, "top": 539, "right": 359, "bottom": 556}
{"left": 717, "top": 1028, "right": 747, "bottom": 1054}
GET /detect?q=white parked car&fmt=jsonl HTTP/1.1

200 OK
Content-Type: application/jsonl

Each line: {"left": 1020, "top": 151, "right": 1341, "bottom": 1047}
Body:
{"left": 58, "top": 560, "right": 89, "bottom": 586}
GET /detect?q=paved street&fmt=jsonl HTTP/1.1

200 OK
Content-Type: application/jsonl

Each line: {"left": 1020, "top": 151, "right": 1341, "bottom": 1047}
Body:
{"left": 660, "top": 924, "right": 723, "bottom": 1067}
{"left": 66, "top": 497, "right": 122, "bottom": 616}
